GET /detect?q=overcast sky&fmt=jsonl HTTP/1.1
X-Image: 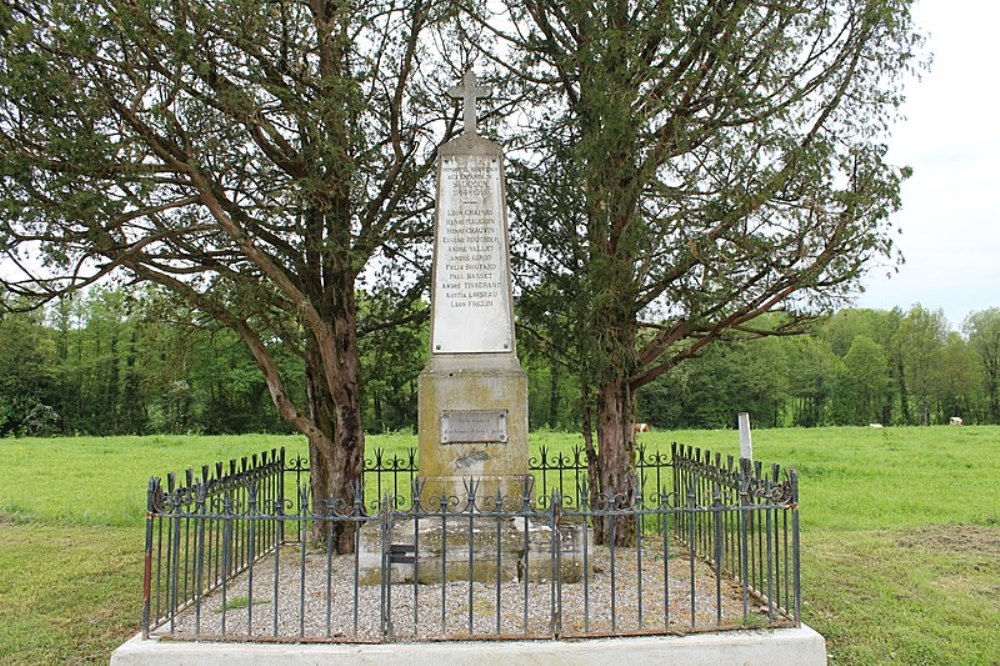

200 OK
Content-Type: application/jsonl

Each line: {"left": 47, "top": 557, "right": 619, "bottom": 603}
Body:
{"left": 852, "top": 0, "right": 1000, "bottom": 329}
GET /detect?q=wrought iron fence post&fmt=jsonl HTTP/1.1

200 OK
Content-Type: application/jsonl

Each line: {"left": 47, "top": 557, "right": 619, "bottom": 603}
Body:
{"left": 494, "top": 488, "right": 503, "bottom": 635}
{"left": 713, "top": 481, "right": 723, "bottom": 626}
{"left": 686, "top": 473, "right": 696, "bottom": 628}
{"left": 671, "top": 442, "right": 681, "bottom": 537}
{"left": 549, "top": 489, "right": 563, "bottom": 638}
{"left": 466, "top": 480, "right": 477, "bottom": 635}
{"left": 220, "top": 495, "right": 233, "bottom": 636}
{"left": 169, "top": 496, "right": 182, "bottom": 635}
{"left": 661, "top": 486, "right": 670, "bottom": 631}
{"left": 581, "top": 481, "right": 591, "bottom": 634}
{"left": 765, "top": 475, "right": 775, "bottom": 622}
{"left": 272, "top": 494, "right": 284, "bottom": 637}
{"left": 353, "top": 485, "right": 364, "bottom": 637}
{"left": 522, "top": 478, "right": 532, "bottom": 636}
{"left": 141, "top": 478, "right": 156, "bottom": 639}
{"left": 609, "top": 491, "right": 618, "bottom": 634}
{"left": 380, "top": 493, "right": 394, "bottom": 640}
{"left": 278, "top": 448, "right": 286, "bottom": 544}
{"left": 246, "top": 478, "right": 257, "bottom": 637}
{"left": 637, "top": 443, "right": 647, "bottom": 519}
{"left": 439, "top": 493, "right": 448, "bottom": 636}
{"left": 194, "top": 482, "right": 207, "bottom": 635}
{"left": 791, "top": 469, "right": 801, "bottom": 625}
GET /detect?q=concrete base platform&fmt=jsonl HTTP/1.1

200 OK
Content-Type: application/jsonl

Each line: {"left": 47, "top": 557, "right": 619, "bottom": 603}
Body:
{"left": 111, "top": 625, "right": 827, "bottom": 665}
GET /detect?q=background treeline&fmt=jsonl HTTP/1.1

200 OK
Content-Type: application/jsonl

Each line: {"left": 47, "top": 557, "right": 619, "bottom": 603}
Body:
{"left": 2, "top": 287, "right": 999, "bottom": 436}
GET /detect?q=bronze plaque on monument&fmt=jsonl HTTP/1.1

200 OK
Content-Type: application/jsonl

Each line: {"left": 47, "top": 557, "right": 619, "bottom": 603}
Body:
{"left": 440, "top": 409, "right": 508, "bottom": 444}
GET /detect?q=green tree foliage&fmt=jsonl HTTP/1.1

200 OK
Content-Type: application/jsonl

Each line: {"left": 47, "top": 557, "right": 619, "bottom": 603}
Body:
{"left": 934, "top": 332, "right": 979, "bottom": 423}
{"left": 964, "top": 308, "right": 1000, "bottom": 423}
{"left": 783, "top": 335, "right": 838, "bottom": 427}
{"left": 832, "top": 336, "right": 889, "bottom": 425}
{"left": 357, "top": 292, "right": 427, "bottom": 434}
{"left": 823, "top": 308, "right": 901, "bottom": 357}
{"left": 0, "top": 286, "right": 433, "bottom": 437}
{"left": 892, "top": 305, "right": 948, "bottom": 425}
{"left": 0, "top": 0, "right": 456, "bottom": 550}
{"left": 633, "top": 306, "right": 992, "bottom": 429}
{"left": 0, "top": 297, "right": 57, "bottom": 436}
{"left": 2, "top": 298, "right": 997, "bottom": 435}
{"left": 516, "top": 282, "right": 585, "bottom": 431}
{"left": 821, "top": 307, "right": 901, "bottom": 423}
{"left": 0, "top": 287, "right": 305, "bottom": 436}
{"left": 638, "top": 336, "right": 789, "bottom": 429}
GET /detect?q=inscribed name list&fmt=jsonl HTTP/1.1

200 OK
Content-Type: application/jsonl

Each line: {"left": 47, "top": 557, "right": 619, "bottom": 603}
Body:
{"left": 432, "top": 154, "right": 513, "bottom": 354}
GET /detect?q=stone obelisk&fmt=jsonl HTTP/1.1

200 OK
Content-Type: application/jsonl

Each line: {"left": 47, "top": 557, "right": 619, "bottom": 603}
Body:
{"left": 417, "top": 71, "right": 531, "bottom": 506}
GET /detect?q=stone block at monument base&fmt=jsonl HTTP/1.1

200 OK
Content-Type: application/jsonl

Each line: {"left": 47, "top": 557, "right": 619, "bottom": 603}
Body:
{"left": 356, "top": 515, "right": 590, "bottom": 584}
{"left": 111, "top": 624, "right": 828, "bottom": 665}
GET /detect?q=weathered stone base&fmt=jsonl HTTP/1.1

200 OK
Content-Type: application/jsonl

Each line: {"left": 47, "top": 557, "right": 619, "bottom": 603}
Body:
{"left": 111, "top": 625, "right": 828, "bottom": 665}
{"left": 357, "top": 515, "right": 590, "bottom": 585}
{"left": 417, "top": 474, "right": 533, "bottom": 509}
{"left": 416, "top": 354, "right": 531, "bottom": 509}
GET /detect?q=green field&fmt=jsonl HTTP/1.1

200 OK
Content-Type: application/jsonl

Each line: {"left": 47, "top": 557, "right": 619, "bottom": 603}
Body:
{"left": 1, "top": 427, "right": 997, "bottom": 664}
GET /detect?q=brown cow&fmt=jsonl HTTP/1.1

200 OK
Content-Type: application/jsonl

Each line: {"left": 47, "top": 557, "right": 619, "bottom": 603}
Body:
{"left": 634, "top": 423, "right": 652, "bottom": 433}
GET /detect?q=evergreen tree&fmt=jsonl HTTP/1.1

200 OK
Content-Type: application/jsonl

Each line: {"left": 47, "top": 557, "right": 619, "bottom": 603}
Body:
{"left": 482, "top": 0, "right": 923, "bottom": 542}
{"left": 0, "top": 0, "right": 455, "bottom": 551}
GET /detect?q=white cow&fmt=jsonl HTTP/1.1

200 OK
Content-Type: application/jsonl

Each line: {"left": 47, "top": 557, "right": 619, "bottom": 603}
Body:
{"left": 868, "top": 423, "right": 884, "bottom": 429}
{"left": 950, "top": 416, "right": 963, "bottom": 426}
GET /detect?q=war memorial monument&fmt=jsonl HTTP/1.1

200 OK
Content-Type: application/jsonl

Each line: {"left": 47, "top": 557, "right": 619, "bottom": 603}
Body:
{"left": 111, "top": 70, "right": 826, "bottom": 666}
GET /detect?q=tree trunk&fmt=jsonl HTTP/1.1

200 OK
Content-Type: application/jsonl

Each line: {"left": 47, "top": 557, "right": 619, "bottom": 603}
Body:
{"left": 592, "top": 377, "right": 638, "bottom": 546}
{"left": 304, "top": 302, "right": 366, "bottom": 554}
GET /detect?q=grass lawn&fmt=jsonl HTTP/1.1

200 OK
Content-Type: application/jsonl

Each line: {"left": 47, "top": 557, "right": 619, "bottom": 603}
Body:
{"left": 1, "top": 427, "right": 997, "bottom": 664}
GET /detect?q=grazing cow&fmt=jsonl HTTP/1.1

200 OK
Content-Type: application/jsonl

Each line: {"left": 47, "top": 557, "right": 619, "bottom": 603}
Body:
{"left": 869, "top": 423, "right": 884, "bottom": 429}
{"left": 950, "top": 416, "right": 963, "bottom": 426}
{"left": 634, "top": 423, "right": 652, "bottom": 433}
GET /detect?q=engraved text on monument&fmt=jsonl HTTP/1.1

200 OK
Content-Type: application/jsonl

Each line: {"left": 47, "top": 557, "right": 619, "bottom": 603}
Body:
{"left": 431, "top": 154, "right": 513, "bottom": 353}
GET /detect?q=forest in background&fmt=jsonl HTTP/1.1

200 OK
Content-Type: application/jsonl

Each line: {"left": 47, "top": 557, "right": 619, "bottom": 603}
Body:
{"left": 3, "top": 286, "right": 999, "bottom": 438}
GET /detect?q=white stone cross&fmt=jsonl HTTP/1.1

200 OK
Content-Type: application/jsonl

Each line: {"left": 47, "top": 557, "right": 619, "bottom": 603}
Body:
{"left": 448, "top": 69, "right": 492, "bottom": 136}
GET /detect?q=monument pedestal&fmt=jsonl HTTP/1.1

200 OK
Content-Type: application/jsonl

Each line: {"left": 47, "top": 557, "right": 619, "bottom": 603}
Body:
{"left": 407, "top": 73, "right": 539, "bottom": 584}
{"left": 417, "top": 354, "right": 531, "bottom": 507}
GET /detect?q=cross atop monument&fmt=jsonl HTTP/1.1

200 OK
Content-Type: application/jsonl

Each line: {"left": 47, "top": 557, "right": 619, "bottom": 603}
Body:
{"left": 448, "top": 69, "right": 492, "bottom": 136}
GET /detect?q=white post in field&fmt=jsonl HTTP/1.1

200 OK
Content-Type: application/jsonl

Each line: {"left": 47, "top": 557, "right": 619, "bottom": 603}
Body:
{"left": 738, "top": 412, "right": 753, "bottom": 462}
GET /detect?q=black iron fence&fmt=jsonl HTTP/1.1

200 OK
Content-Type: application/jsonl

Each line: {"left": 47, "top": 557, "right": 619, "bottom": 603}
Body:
{"left": 671, "top": 444, "right": 800, "bottom": 624}
{"left": 141, "top": 449, "right": 286, "bottom": 636}
{"left": 141, "top": 443, "right": 800, "bottom": 643}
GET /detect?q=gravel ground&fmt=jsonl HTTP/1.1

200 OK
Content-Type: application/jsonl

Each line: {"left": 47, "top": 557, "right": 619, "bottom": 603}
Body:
{"left": 160, "top": 537, "right": 775, "bottom": 642}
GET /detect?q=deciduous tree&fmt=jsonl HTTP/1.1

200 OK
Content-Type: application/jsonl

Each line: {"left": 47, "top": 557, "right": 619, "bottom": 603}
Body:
{"left": 892, "top": 304, "right": 947, "bottom": 425}
{"left": 964, "top": 308, "right": 1000, "bottom": 423}
{"left": 832, "top": 335, "right": 889, "bottom": 425}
